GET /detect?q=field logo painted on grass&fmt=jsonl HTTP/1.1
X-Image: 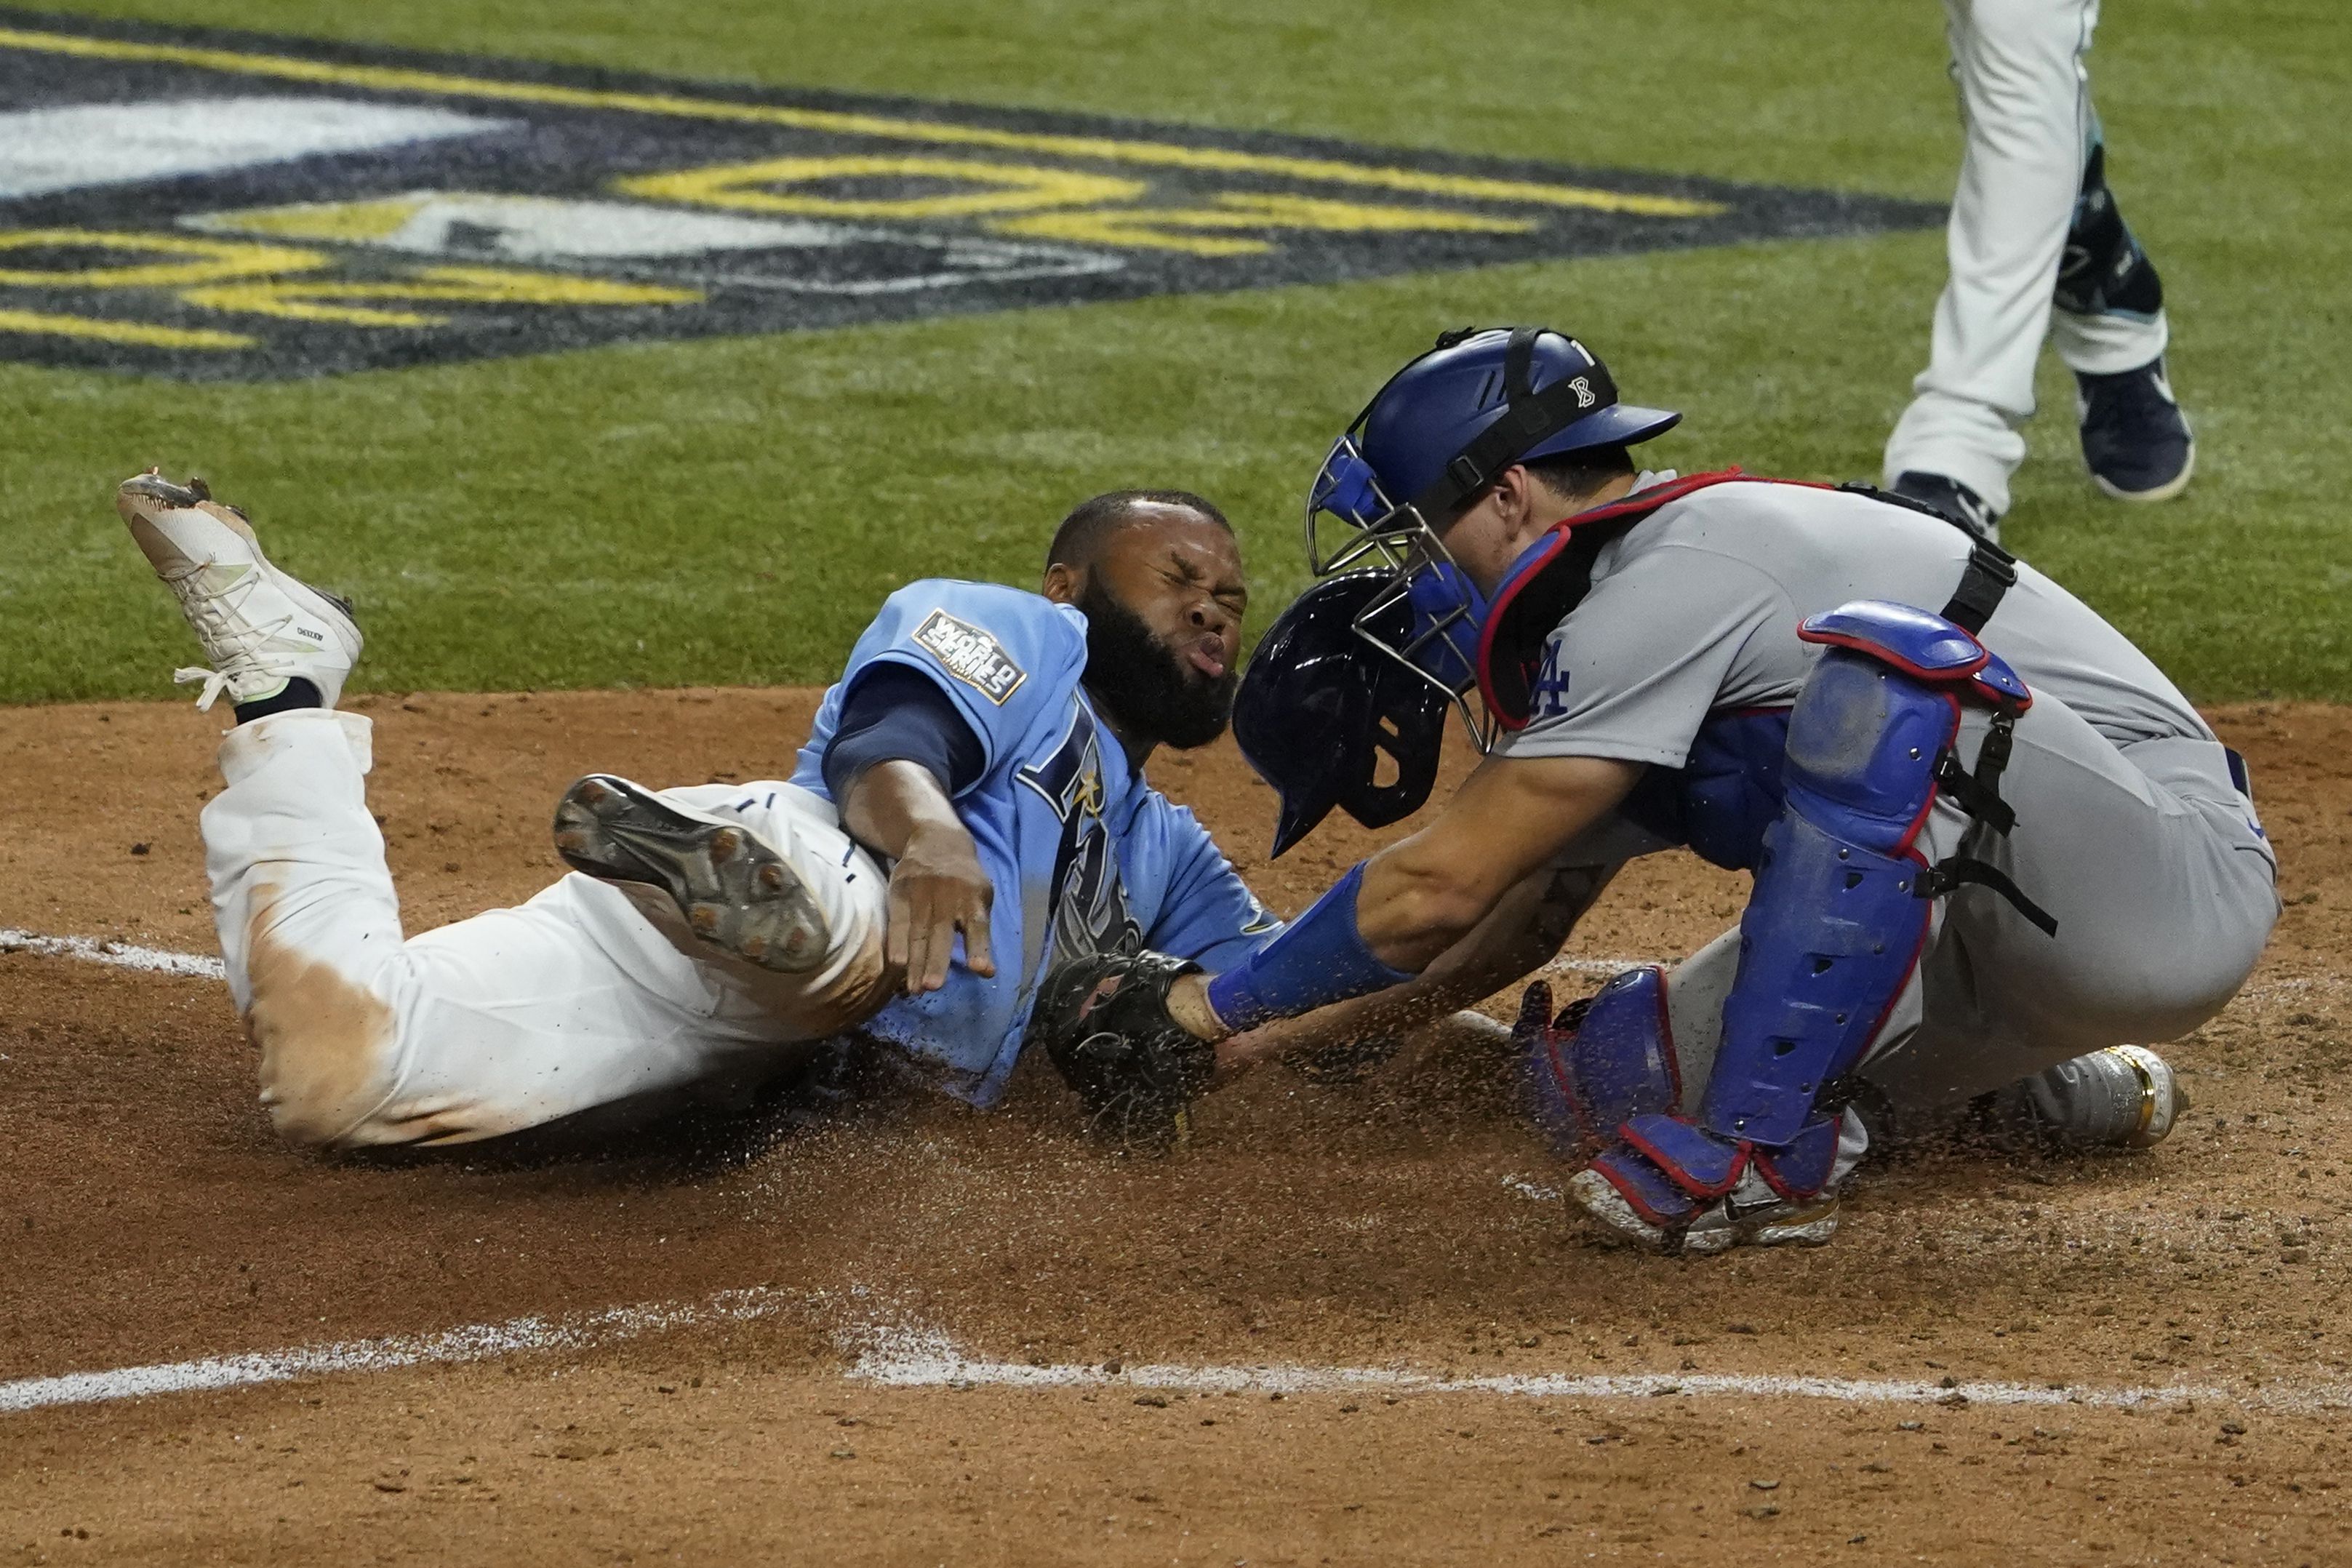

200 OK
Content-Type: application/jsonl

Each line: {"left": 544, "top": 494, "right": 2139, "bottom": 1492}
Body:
{"left": 0, "top": 9, "right": 1937, "bottom": 380}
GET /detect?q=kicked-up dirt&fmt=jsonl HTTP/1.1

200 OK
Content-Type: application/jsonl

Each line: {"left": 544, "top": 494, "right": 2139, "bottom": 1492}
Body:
{"left": 1, "top": 692, "right": 2348, "bottom": 1565}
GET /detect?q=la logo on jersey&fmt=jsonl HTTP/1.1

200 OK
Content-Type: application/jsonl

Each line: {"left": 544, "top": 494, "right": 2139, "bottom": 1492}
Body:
{"left": 913, "top": 609, "right": 1028, "bottom": 705}
{"left": 1529, "top": 638, "right": 1572, "bottom": 719}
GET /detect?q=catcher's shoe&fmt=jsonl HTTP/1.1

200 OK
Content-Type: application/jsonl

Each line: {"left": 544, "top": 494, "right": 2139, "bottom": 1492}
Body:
{"left": 1976, "top": 1044, "right": 2188, "bottom": 1152}
{"left": 117, "top": 470, "right": 361, "bottom": 712}
{"left": 1568, "top": 1165, "right": 1841, "bottom": 1255}
{"left": 552, "top": 774, "right": 828, "bottom": 974}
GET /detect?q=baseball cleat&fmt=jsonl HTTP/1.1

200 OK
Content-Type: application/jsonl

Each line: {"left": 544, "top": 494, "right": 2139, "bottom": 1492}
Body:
{"left": 2076, "top": 357, "right": 2195, "bottom": 503}
{"left": 116, "top": 469, "right": 361, "bottom": 712}
{"left": 1567, "top": 1167, "right": 1841, "bottom": 1255}
{"left": 553, "top": 774, "right": 829, "bottom": 974}
{"left": 1978, "top": 1043, "right": 2189, "bottom": 1152}
{"left": 1890, "top": 470, "right": 2003, "bottom": 543}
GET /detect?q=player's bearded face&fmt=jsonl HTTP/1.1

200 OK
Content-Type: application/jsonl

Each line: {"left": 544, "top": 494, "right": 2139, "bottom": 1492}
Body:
{"left": 1076, "top": 579, "right": 1239, "bottom": 750}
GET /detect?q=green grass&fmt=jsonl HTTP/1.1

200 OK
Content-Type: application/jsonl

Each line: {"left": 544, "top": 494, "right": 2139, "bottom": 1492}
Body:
{"left": 4, "top": 0, "right": 2348, "bottom": 702}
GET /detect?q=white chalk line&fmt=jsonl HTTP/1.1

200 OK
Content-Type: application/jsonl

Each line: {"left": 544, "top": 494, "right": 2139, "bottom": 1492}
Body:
{"left": 847, "top": 1324, "right": 2253, "bottom": 1412}
{"left": 7, "top": 1287, "right": 2351, "bottom": 1420}
{"left": 1538, "top": 955, "right": 1644, "bottom": 978}
{"left": 0, "top": 1287, "right": 800, "bottom": 1415}
{"left": 0, "top": 927, "right": 225, "bottom": 980}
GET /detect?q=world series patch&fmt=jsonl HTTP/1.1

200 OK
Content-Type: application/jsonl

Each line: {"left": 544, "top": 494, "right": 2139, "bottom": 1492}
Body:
{"left": 0, "top": 9, "right": 1939, "bottom": 381}
{"left": 911, "top": 609, "right": 1028, "bottom": 705}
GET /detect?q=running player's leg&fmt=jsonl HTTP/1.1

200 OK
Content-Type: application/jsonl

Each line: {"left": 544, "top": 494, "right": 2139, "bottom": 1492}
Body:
{"left": 2048, "top": 113, "right": 2169, "bottom": 378}
{"left": 2047, "top": 108, "right": 2191, "bottom": 503}
{"left": 1884, "top": 0, "right": 2102, "bottom": 521}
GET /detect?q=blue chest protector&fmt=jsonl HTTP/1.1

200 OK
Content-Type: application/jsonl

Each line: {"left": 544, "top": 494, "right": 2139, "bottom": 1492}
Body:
{"left": 1617, "top": 708, "right": 1792, "bottom": 873}
{"left": 791, "top": 581, "right": 1279, "bottom": 1105}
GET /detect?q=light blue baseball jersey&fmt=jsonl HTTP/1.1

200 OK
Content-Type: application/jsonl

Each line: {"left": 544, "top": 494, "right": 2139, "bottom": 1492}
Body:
{"left": 790, "top": 579, "right": 1280, "bottom": 1105}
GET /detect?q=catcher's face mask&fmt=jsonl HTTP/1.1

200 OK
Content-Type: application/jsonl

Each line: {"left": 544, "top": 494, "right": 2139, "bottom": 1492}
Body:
{"left": 1305, "top": 430, "right": 1492, "bottom": 750}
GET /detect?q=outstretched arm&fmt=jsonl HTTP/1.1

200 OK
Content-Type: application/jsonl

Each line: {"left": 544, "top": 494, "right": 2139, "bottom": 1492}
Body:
{"left": 1356, "top": 754, "right": 1643, "bottom": 969}
{"left": 1215, "top": 860, "right": 1620, "bottom": 1075}
{"left": 839, "top": 761, "right": 996, "bottom": 995}
{"left": 823, "top": 665, "right": 996, "bottom": 996}
{"left": 1172, "top": 752, "right": 1644, "bottom": 1039}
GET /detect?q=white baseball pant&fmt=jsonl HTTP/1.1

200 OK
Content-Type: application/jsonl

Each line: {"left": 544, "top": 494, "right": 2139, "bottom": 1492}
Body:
{"left": 201, "top": 708, "right": 895, "bottom": 1149}
{"left": 1883, "top": 0, "right": 2170, "bottom": 515}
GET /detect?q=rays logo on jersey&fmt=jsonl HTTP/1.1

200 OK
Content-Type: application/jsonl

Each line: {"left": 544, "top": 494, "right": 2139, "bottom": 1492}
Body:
{"left": 913, "top": 609, "right": 1030, "bottom": 705}
{"left": 1018, "top": 705, "right": 1140, "bottom": 968}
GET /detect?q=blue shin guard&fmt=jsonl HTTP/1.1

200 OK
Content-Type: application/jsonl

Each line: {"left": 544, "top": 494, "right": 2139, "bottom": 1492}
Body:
{"left": 1588, "top": 601, "right": 2039, "bottom": 1225}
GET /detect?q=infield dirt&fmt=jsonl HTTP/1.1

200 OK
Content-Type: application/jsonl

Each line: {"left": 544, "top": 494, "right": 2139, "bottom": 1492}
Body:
{"left": 1, "top": 691, "right": 2348, "bottom": 1564}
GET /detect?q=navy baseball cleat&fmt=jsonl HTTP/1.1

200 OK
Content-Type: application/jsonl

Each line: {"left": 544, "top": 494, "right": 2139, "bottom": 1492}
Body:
{"left": 1890, "top": 470, "right": 2003, "bottom": 543}
{"left": 553, "top": 775, "right": 830, "bottom": 973}
{"left": 2077, "top": 356, "right": 2195, "bottom": 503}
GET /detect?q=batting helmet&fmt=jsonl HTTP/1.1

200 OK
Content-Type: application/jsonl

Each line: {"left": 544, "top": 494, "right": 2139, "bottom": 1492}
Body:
{"left": 1233, "top": 572, "right": 1449, "bottom": 858}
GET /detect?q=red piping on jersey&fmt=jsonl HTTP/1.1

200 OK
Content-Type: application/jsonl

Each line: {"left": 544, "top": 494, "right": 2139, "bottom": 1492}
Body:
{"left": 1476, "top": 469, "right": 1839, "bottom": 730}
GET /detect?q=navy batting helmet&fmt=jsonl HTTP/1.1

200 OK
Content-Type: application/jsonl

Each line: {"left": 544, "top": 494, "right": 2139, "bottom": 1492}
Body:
{"left": 1232, "top": 572, "right": 1449, "bottom": 858}
{"left": 1303, "top": 327, "right": 1679, "bottom": 743}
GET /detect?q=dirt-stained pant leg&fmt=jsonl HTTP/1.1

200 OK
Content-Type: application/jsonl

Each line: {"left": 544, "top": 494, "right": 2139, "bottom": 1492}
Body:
{"left": 200, "top": 708, "right": 892, "bottom": 1149}
{"left": 1660, "top": 695, "right": 2277, "bottom": 1129}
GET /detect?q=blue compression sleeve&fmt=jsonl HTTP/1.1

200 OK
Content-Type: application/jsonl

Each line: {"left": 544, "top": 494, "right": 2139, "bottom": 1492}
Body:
{"left": 821, "top": 663, "right": 988, "bottom": 801}
{"left": 1204, "top": 863, "right": 1414, "bottom": 1033}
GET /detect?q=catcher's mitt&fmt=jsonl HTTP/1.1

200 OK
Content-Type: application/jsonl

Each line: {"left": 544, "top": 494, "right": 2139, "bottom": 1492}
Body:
{"left": 1028, "top": 948, "right": 1212, "bottom": 1150}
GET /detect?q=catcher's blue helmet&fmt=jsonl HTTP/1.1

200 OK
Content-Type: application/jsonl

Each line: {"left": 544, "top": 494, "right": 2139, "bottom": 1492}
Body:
{"left": 1304, "top": 327, "right": 1680, "bottom": 744}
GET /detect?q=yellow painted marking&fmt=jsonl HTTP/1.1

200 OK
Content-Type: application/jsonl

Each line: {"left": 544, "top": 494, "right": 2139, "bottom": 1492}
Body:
{"left": 0, "top": 228, "right": 327, "bottom": 288}
{"left": 395, "top": 265, "right": 701, "bottom": 305}
{"left": 180, "top": 265, "right": 701, "bottom": 328}
{"left": 187, "top": 196, "right": 431, "bottom": 244}
{"left": 0, "top": 25, "right": 1724, "bottom": 218}
{"left": 0, "top": 307, "right": 252, "bottom": 348}
{"left": 618, "top": 155, "right": 1143, "bottom": 220}
{"left": 177, "top": 282, "right": 436, "bottom": 328}
{"left": 998, "top": 217, "right": 1268, "bottom": 258}
{"left": 995, "top": 192, "right": 1537, "bottom": 256}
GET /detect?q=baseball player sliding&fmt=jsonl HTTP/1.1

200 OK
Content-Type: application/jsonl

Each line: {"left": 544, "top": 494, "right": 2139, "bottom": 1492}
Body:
{"left": 1028, "top": 328, "right": 2277, "bottom": 1255}
{"left": 117, "top": 472, "right": 1288, "bottom": 1148}
{"left": 1886, "top": 0, "right": 2191, "bottom": 537}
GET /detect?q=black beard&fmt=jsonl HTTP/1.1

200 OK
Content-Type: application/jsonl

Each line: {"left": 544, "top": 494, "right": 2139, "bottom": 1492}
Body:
{"left": 1076, "top": 581, "right": 1238, "bottom": 751}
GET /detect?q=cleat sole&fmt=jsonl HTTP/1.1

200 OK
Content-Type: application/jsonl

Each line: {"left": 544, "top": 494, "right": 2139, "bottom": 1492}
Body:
{"left": 2090, "top": 439, "right": 2195, "bottom": 503}
{"left": 553, "top": 774, "right": 828, "bottom": 974}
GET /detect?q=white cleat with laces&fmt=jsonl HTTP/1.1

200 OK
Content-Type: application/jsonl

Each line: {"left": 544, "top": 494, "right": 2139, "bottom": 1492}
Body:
{"left": 116, "top": 470, "right": 361, "bottom": 712}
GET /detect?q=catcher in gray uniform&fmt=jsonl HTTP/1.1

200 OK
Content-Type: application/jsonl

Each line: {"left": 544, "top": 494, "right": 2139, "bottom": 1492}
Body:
{"left": 1026, "top": 327, "right": 2279, "bottom": 1255}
